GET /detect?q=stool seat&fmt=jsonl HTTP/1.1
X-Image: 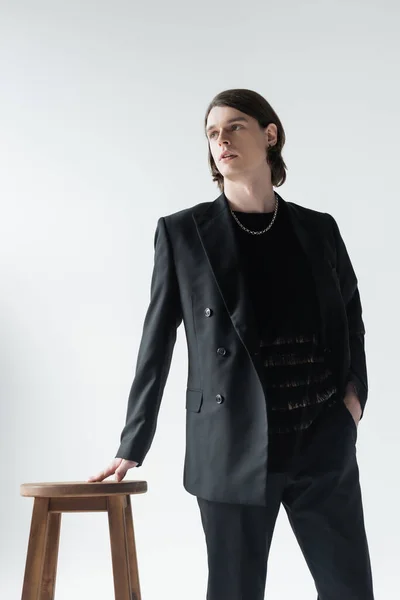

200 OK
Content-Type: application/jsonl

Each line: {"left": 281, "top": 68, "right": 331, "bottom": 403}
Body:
{"left": 20, "top": 480, "right": 147, "bottom": 498}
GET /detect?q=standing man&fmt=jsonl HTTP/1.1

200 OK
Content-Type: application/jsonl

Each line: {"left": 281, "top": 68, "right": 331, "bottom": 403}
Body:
{"left": 89, "top": 89, "right": 374, "bottom": 599}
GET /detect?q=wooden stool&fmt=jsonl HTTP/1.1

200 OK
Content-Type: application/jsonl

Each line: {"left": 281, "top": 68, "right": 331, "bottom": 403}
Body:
{"left": 20, "top": 480, "right": 147, "bottom": 600}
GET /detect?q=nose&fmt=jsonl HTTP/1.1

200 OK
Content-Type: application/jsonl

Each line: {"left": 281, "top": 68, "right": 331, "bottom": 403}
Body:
{"left": 214, "top": 130, "right": 231, "bottom": 146}
{"left": 218, "top": 135, "right": 231, "bottom": 146}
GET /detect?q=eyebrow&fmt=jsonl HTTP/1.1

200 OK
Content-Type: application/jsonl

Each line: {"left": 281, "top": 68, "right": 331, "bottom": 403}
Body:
{"left": 205, "top": 116, "right": 249, "bottom": 135}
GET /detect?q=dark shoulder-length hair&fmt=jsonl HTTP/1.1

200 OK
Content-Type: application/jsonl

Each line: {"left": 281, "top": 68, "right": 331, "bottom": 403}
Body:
{"left": 204, "top": 88, "right": 288, "bottom": 192}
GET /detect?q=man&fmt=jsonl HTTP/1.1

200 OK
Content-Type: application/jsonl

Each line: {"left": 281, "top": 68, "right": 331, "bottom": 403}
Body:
{"left": 89, "top": 89, "right": 374, "bottom": 599}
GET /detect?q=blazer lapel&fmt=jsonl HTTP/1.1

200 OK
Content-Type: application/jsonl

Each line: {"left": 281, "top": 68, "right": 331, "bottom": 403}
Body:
{"left": 192, "top": 192, "right": 260, "bottom": 357}
{"left": 282, "top": 198, "right": 330, "bottom": 349}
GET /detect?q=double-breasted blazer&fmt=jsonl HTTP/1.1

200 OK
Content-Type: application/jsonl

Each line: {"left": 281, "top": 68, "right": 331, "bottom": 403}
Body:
{"left": 115, "top": 191, "right": 368, "bottom": 506}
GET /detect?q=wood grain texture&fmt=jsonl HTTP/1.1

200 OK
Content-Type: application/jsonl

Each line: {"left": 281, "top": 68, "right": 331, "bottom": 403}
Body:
{"left": 107, "top": 496, "right": 132, "bottom": 600}
{"left": 21, "top": 497, "right": 49, "bottom": 600}
{"left": 40, "top": 512, "right": 61, "bottom": 600}
{"left": 125, "top": 495, "right": 142, "bottom": 600}
{"left": 20, "top": 480, "right": 147, "bottom": 498}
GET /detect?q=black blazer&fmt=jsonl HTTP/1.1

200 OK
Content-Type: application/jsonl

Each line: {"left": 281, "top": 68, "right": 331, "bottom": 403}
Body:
{"left": 115, "top": 191, "right": 367, "bottom": 506}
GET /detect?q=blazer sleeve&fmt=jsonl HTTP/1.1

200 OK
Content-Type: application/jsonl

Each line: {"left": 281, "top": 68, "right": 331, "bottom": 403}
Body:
{"left": 115, "top": 216, "right": 183, "bottom": 464}
{"left": 329, "top": 214, "right": 368, "bottom": 418}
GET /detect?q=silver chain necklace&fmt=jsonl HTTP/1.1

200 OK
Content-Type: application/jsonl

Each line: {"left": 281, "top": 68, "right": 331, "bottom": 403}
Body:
{"left": 230, "top": 191, "right": 279, "bottom": 235}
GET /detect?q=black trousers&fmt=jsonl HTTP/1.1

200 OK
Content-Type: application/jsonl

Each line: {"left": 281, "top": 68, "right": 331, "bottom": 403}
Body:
{"left": 197, "top": 400, "right": 374, "bottom": 600}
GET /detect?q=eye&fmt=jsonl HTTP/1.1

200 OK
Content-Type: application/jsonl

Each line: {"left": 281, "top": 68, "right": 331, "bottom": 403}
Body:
{"left": 209, "top": 124, "right": 241, "bottom": 139}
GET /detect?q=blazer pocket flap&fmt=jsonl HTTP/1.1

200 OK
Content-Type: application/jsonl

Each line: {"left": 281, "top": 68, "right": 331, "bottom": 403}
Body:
{"left": 186, "top": 389, "right": 203, "bottom": 412}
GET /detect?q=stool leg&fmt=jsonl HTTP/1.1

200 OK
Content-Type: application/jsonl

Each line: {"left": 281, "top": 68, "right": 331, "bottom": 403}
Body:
{"left": 107, "top": 496, "right": 131, "bottom": 600}
{"left": 21, "top": 498, "right": 49, "bottom": 600}
{"left": 124, "top": 495, "right": 142, "bottom": 600}
{"left": 39, "top": 512, "right": 62, "bottom": 600}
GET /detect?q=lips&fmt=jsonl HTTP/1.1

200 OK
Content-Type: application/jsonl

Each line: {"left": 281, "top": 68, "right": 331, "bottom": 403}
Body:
{"left": 220, "top": 152, "right": 238, "bottom": 160}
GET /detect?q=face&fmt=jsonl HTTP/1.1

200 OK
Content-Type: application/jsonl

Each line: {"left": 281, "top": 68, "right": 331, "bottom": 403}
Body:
{"left": 205, "top": 105, "right": 277, "bottom": 178}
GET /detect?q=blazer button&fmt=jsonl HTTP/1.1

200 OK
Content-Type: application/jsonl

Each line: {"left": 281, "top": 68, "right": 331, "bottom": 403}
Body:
{"left": 204, "top": 307, "right": 212, "bottom": 317}
{"left": 215, "top": 394, "right": 224, "bottom": 404}
{"left": 217, "top": 347, "right": 227, "bottom": 356}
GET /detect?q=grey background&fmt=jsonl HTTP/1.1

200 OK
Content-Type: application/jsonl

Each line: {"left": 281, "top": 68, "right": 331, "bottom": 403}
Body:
{"left": 1, "top": 1, "right": 399, "bottom": 598}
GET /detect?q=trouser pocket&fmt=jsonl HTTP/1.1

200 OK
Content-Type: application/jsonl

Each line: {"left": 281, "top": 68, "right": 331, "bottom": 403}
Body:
{"left": 339, "top": 399, "right": 358, "bottom": 439}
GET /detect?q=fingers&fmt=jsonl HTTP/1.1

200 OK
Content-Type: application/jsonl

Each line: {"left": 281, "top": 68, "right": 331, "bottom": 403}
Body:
{"left": 87, "top": 458, "right": 122, "bottom": 482}
{"left": 87, "top": 458, "right": 138, "bottom": 483}
{"left": 114, "top": 468, "right": 126, "bottom": 482}
{"left": 87, "top": 469, "right": 112, "bottom": 482}
{"left": 114, "top": 459, "right": 136, "bottom": 481}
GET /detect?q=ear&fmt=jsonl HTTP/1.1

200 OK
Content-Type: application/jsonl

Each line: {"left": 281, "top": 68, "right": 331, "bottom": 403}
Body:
{"left": 264, "top": 123, "right": 278, "bottom": 146}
